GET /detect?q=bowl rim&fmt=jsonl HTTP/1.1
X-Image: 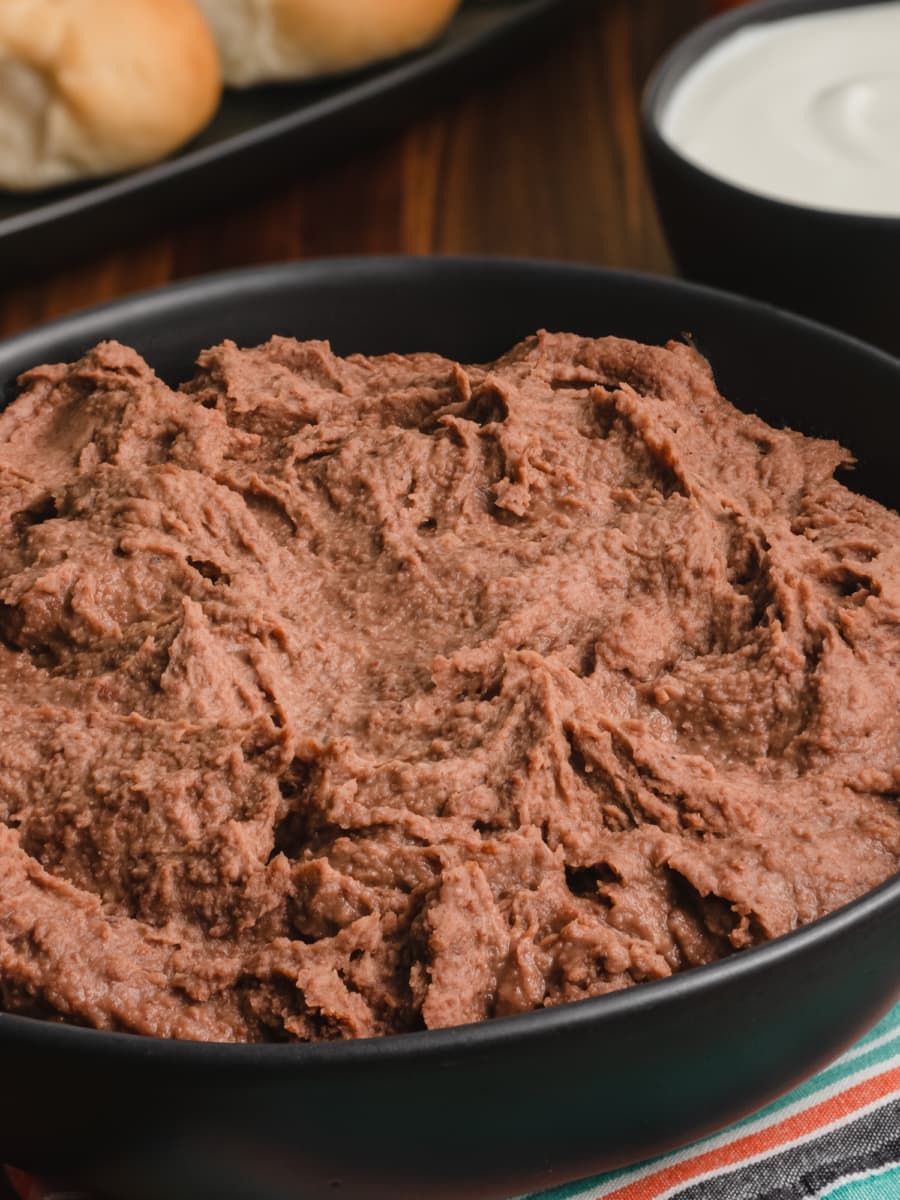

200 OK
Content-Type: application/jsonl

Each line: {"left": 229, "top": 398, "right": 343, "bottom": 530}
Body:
{"left": 0, "top": 253, "right": 898, "bottom": 1066}
{"left": 2, "top": 873, "right": 897, "bottom": 1065}
{"left": 641, "top": 0, "right": 900, "bottom": 229}
{"left": 3, "top": 253, "right": 900, "bottom": 374}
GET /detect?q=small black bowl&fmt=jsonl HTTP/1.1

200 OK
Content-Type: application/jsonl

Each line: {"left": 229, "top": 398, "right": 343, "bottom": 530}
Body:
{"left": 0, "top": 258, "right": 898, "bottom": 1200}
{"left": 641, "top": 0, "right": 900, "bottom": 357}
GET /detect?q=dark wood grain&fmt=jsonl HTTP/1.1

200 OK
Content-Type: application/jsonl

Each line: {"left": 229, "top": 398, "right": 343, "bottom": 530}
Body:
{"left": 0, "top": 0, "right": 710, "bottom": 343}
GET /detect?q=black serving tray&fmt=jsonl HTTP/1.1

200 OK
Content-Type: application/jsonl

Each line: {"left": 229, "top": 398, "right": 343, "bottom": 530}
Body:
{"left": 0, "top": 0, "right": 580, "bottom": 277}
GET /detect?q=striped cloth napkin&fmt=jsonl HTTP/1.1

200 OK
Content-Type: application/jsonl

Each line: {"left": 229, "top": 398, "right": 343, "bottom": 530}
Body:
{"left": 520, "top": 1004, "right": 900, "bottom": 1200}
{"left": 5, "top": 1004, "right": 900, "bottom": 1200}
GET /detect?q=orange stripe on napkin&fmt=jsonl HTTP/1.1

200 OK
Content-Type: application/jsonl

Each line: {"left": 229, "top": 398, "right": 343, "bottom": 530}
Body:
{"left": 598, "top": 1065, "right": 900, "bottom": 1200}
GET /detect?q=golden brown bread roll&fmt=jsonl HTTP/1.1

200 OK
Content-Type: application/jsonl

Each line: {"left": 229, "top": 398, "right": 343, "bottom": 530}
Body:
{"left": 0, "top": 0, "right": 222, "bottom": 191}
{"left": 194, "top": 0, "right": 463, "bottom": 88}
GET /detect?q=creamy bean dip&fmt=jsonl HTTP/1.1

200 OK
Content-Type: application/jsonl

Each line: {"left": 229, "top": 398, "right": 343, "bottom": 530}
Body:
{"left": 0, "top": 334, "right": 897, "bottom": 1041}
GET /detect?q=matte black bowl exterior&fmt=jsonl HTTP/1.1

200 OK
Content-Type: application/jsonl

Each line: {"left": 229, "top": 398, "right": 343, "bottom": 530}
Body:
{"left": 641, "top": 0, "right": 900, "bottom": 357}
{"left": 0, "top": 259, "right": 898, "bottom": 1200}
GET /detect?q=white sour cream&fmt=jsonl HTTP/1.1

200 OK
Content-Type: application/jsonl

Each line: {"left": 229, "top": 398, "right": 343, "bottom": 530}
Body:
{"left": 661, "top": 2, "right": 900, "bottom": 217}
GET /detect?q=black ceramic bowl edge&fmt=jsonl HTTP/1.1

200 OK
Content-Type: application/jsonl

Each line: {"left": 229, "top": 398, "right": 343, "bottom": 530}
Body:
{"left": 0, "top": 257, "right": 896, "bottom": 1200}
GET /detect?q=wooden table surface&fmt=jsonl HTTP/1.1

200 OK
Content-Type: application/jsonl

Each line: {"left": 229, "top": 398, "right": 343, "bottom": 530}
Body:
{"left": 0, "top": 0, "right": 715, "bottom": 343}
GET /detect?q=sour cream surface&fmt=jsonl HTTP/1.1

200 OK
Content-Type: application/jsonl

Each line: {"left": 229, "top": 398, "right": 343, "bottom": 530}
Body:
{"left": 662, "top": 2, "right": 900, "bottom": 217}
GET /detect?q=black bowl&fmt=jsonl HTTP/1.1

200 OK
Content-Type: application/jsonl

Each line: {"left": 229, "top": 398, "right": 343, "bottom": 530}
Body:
{"left": 0, "top": 257, "right": 898, "bottom": 1200}
{"left": 641, "top": 0, "right": 900, "bottom": 357}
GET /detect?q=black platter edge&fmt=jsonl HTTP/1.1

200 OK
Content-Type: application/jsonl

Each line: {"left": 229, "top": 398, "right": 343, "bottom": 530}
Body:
{"left": 0, "top": 0, "right": 588, "bottom": 279}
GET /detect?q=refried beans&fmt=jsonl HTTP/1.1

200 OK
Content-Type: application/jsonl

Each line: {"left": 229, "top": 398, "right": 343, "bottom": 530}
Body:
{"left": 0, "top": 332, "right": 897, "bottom": 1042}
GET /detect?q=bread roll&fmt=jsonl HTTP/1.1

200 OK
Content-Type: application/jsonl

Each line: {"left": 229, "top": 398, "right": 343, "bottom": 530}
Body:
{"left": 195, "top": 0, "right": 462, "bottom": 88}
{"left": 0, "top": 0, "right": 222, "bottom": 191}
